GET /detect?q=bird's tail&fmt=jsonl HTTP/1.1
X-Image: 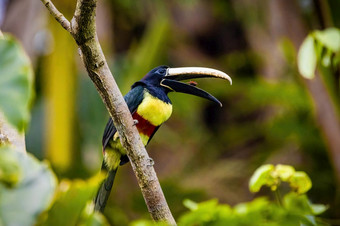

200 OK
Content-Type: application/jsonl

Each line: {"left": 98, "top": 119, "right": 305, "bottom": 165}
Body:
{"left": 94, "top": 161, "right": 117, "bottom": 212}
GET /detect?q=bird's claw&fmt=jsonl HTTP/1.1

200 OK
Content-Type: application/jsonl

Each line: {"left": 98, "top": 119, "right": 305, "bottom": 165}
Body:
{"left": 147, "top": 158, "right": 154, "bottom": 167}
{"left": 133, "top": 119, "right": 139, "bottom": 125}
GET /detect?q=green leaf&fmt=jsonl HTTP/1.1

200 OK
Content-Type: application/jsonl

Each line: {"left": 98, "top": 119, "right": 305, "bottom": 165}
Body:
{"left": 179, "top": 199, "right": 232, "bottom": 226}
{"left": 183, "top": 199, "right": 198, "bottom": 211}
{"left": 0, "top": 34, "right": 34, "bottom": 131}
{"left": 0, "top": 146, "right": 57, "bottom": 226}
{"left": 130, "top": 219, "right": 168, "bottom": 226}
{"left": 314, "top": 28, "right": 340, "bottom": 52}
{"left": 38, "top": 173, "right": 105, "bottom": 226}
{"left": 333, "top": 53, "right": 340, "bottom": 67}
{"left": 283, "top": 193, "right": 312, "bottom": 215}
{"left": 249, "top": 164, "right": 275, "bottom": 193}
{"left": 298, "top": 35, "right": 317, "bottom": 79}
{"left": 0, "top": 147, "right": 21, "bottom": 187}
{"left": 289, "top": 171, "right": 312, "bottom": 194}
{"left": 275, "top": 164, "right": 295, "bottom": 182}
{"left": 310, "top": 204, "right": 328, "bottom": 215}
{"left": 321, "top": 49, "right": 332, "bottom": 67}
{"left": 283, "top": 192, "right": 326, "bottom": 217}
{"left": 234, "top": 197, "right": 270, "bottom": 215}
{"left": 78, "top": 202, "right": 110, "bottom": 226}
{"left": 303, "top": 215, "right": 318, "bottom": 226}
{"left": 279, "top": 37, "right": 296, "bottom": 63}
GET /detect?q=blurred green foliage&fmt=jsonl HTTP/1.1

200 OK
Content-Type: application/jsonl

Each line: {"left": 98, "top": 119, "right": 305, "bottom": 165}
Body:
{"left": 131, "top": 166, "right": 328, "bottom": 226}
{"left": 0, "top": 146, "right": 56, "bottom": 226}
{"left": 249, "top": 164, "right": 312, "bottom": 194}
{"left": 37, "top": 174, "right": 107, "bottom": 226}
{"left": 0, "top": 34, "right": 33, "bottom": 131}
{"left": 0, "top": 36, "right": 106, "bottom": 226}
{"left": 0, "top": 147, "right": 21, "bottom": 187}
{"left": 298, "top": 28, "right": 340, "bottom": 79}
{"left": 0, "top": 145, "right": 108, "bottom": 226}
{"left": 176, "top": 195, "right": 326, "bottom": 226}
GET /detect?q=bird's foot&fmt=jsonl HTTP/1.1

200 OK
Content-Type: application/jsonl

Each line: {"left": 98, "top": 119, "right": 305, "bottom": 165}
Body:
{"left": 147, "top": 158, "right": 154, "bottom": 167}
{"left": 133, "top": 119, "right": 139, "bottom": 125}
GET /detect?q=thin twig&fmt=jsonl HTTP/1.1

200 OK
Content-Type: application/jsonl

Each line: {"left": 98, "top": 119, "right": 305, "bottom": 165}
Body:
{"left": 40, "top": 0, "right": 71, "bottom": 32}
{"left": 274, "top": 189, "right": 282, "bottom": 207}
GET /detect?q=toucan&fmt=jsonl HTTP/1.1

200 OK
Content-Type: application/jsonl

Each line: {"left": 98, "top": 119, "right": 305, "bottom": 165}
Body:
{"left": 94, "top": 65, "right": 232, "bottom": 212}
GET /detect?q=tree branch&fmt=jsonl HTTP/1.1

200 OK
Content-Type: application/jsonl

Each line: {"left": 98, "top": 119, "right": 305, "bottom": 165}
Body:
{"left": 305, "top": 71, "right": 340, "bottom": 185}
{"left": 41, "top": 0, "right": 176, "bottom": 224}
{"left": 40, "top": 0, "right": 71, "bottom": 32}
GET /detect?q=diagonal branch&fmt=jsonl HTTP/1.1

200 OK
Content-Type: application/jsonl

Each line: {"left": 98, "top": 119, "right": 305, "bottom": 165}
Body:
{"left": 41, "top": 0, "right": 176, "bottom": 224}
{"left": 40, "top": 0, "right": 71, "bottom": 32}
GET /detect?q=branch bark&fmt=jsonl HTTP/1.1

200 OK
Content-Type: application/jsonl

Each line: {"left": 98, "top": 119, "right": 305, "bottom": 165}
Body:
{"left": 40, "top": 0, "right": 176, "bottom": 224}
{"left": 305, "top": 72, "right": 340, "bottom": 185}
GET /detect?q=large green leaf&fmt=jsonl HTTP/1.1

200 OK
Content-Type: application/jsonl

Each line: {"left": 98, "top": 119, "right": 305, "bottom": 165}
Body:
{"left": 38, "top": 173, "right": 105, "bottom": 226}
{"left": 275, "top": 164, "right": 295, "bottom": 182}
{"left": 314, "top": 28, "right": 340, "bottom": 53}
{"left": 249, "top": 164, "right": 275, "bottom": 192}
{"left": 0, "top": 147, "right": 21, "bottom": 187}
{"left": 0, "top": 34, "right": 34, "bottom": 131}
{"left": 298, "top": 35, "right": 317, "bottom": 79}
{"left": 179, "top": 199, "right": 233, "bottom": 226}
{"left": 249, "top": 164, "right": 313, "bottom": 195}
{"left": 283, "top": 192, "right": 327, "bottom": 217}
{"left": 289, "top": 171, "right": 312, "bottom": 194}
{"left": 0, "top": 147, "right": 57, "bottom": 226}
{"left": 178, "top": 197, "right": 305, "bottom": 226}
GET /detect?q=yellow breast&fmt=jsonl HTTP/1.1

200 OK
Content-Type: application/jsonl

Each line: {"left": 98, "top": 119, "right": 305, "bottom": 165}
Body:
{"left": 136, "top": 91, "right": 172, "bottom": 126}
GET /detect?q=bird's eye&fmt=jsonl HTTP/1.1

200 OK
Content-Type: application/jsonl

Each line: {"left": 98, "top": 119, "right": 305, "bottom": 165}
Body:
{"left": 157, "top": 68, "right": 166, "bottom": 75}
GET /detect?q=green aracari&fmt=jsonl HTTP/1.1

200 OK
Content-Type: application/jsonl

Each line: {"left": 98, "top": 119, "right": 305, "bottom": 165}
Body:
{"left": 94, "top": 65, "right": 232, "bottom": 212}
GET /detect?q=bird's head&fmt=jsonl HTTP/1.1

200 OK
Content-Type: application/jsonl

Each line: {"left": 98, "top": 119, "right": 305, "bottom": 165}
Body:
{"left": 134, "top": 65, "right": 232, "bottom": 106}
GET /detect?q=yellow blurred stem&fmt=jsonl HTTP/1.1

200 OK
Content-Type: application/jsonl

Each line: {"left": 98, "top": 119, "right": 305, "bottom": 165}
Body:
{"left": 44, "top": 17, "right": 76, "bottom": 172}
{"left": 274, "top": 189, "right": 283, "bottom": 207}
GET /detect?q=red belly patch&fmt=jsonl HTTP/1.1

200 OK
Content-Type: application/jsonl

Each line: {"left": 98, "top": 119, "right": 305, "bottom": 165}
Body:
{"left": 132, "top": 112, "right": 157, "bottom": 138}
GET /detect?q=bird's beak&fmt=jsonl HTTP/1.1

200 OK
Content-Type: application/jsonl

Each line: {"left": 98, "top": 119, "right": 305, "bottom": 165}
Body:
{"left": 160, "top": 67, "right": 232, "bottom": 107}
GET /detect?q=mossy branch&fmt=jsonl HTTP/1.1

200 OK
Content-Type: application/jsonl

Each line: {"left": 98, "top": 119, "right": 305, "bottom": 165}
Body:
{"left": 40, "top": 0, "right": 176, "bottom": 224}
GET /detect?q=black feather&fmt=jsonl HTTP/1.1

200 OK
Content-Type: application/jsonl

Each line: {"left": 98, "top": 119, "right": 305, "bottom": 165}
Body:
{"left": 94, "top": 164, "right": 117, "bottom": 212}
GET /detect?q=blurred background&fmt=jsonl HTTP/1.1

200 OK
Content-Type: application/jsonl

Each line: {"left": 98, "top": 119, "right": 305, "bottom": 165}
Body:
{"left": 1, "top": 0, "right": 340, "bottom": 224}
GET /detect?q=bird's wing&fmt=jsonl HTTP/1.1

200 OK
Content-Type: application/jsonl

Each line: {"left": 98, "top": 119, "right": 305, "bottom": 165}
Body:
{"left": 147, "top": 126, "right": 160, "bottom": 145}
{"left": 102, "top": 86, "right": 145, "bottom": 151}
